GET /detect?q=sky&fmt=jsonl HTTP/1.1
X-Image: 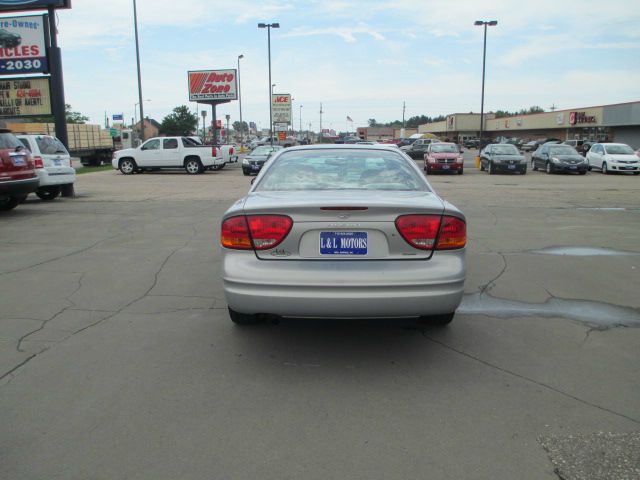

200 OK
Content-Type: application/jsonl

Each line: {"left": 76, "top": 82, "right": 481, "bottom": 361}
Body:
{"left": 6, "top": 0, "right": 640, "bottom": 132}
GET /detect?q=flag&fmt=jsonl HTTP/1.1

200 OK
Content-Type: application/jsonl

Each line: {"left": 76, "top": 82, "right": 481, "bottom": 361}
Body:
{"left": 346, "top": 116, "right": 353, "bottom": 122}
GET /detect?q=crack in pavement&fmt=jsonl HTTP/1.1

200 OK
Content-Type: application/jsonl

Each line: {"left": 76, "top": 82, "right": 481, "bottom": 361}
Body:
{"left": 417, "top": 329, "right": 640, "bottom": 425}
{"left": 479, "top": 251, "right": 508, "bottom": 298}
{"left": 0, "top": 225, "right": 201, "bottom": 383}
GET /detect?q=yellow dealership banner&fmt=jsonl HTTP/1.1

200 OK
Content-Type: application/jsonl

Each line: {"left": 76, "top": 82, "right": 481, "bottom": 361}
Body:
{"left": 0, "top": 76, "right": 51, "bottom": 117}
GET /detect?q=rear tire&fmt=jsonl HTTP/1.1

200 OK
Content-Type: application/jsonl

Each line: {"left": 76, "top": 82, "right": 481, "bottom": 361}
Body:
{"left": 184, "top": 158, "right": 203, "bottom": 174}
{"left": 36, "top": 186, "right": 61, "bottom": 201}
{"left": 0, "top": 196, "right": 21, "bottom": 211}
{"left": 457, "top": 168, "right": 463, "bottom": 175}
{"left": 420, "top": 312, "right": 455, "bottom": 326}
{"left": 532, "top": 159, "right": 538, "bottom": 171}
{"left": 228, "top": 308, "right": 262, "bottom": 325}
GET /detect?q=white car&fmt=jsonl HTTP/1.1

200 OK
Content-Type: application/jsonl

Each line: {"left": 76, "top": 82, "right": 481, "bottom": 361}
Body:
{"left": 586, "top": 143, "right": 640, "bottom": 175}
{"left": 16, "top": 134, "right": 76, "bottom": 200}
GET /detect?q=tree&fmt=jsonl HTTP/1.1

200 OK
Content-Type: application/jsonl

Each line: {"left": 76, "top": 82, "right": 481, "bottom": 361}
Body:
{"left": 65, "top": 104, "right": 89, "bottom": 124}
{"left": 233, "top": 121, "right": 249, "bottom": 133}
{"left": 159, "top": 106, "right": 198, "bottom": 136}
{"left": 368, "top": 118, "right": 378, "bottom": 127}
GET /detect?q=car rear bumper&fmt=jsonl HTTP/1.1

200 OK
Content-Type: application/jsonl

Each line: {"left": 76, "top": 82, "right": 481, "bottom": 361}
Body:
{"left": 222, "top": 250, "right": 466, "bottom": 318}
{"left": 0, "top": 177, "right": 39, "bottom": 197}
{"left": 36, "top": 168, "right": 76, "bottom": 186}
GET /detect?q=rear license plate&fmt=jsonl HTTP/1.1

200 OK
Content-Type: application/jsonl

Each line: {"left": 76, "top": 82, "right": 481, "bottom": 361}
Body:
{"left": 12, "top": 156, "right": 26, "bottom": 166}
{"left": 320, "top": 231, "right": 367, "bottom": 255}
{"left": 442, "top": 165, "right": 450, "bottom": 170}
{"left": 570, "top": 166, "right": 577, "bottom": 170}
{"left": 508, "top": 164, "right": 516, "bottom": 169}
{"left": 54, "top": 159, "right": 62, "bottom": 166}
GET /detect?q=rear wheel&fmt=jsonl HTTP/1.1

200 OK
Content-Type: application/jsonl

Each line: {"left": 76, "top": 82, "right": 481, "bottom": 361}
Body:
{"left": 602, "top": 162, "right": 609, "bottom": 174}
{"left": 480, "top": 160, "right": 485, "bottom": 171}
{"left": 457, "top": 168, "right": 463, "bottom": 175}
{"left": 420, "top": 312, "right": 455, "bottom": 326}
{"left": 228, "top": 308, "right": 262, "bottom": 325}
{"left": 184, "top": 158, "right": 203, "bottom": 174}
{"left": 0, "top": 196, "right": 21, "bottom": 211}
{"left": 119, "top": 158, "right": 137, "bottom": 175}
{"left": 36, "top": 185, "right": 61, "bottom": 201}
{"left": 532, "top": 159, "right": 538, "bottom": 171}
{"left": 520, "top": 166, "right": 527, "bottom": 175}
{"left": 579, "top": 170, "right": 587, "bottom": 175}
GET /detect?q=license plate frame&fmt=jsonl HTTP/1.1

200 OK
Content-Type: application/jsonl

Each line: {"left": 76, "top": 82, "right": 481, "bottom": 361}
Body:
{"left": 320, "top": 231, "right": 368, "bottom": 255}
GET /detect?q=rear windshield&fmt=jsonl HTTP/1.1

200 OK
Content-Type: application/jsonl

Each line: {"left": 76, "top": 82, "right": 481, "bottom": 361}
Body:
{"left": 36, "top": 136, "right": 69, "bottom": 155}
{"left": 0, "top": 132, "right": 23, "bottom": 150}
{"left": 255, "top": 149, "right": 429, "bottom": 192}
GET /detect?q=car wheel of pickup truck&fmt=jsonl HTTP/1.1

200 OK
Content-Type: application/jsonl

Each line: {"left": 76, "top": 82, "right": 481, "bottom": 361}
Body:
{"left": 184, "top": 157, "right": 203, "bottom": 175}
{"left": 119, "top": 158, "right": 137, "bottom": 175}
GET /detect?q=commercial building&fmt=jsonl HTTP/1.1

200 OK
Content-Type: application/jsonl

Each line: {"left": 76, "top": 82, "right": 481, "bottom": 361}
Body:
{"left": 417, "top": 101, "right": 640, "bottom": 148}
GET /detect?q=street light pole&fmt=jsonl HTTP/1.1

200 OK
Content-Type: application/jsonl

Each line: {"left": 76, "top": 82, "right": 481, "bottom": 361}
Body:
{"left": 133, "top": 0, "right": 145, "bottom": 141}
{"left": 474, "top": 20, "right": 497, "bottom": 151}
{"left": 258, "top": 22, "right": 280, "bottom": 147}
{"left": 299, "top": 105, "right": 303, "bottom": 138}
{"left": 237, "top": 54, "right": 244, "bottom": 146}
{"left": 271, "top": 83, "right": 276, "bottom": 142}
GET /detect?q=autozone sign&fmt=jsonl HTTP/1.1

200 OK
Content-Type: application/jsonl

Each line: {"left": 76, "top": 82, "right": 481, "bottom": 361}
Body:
{"left": 272, "top": 93, "right": 291, "bottom": 123}
{"left": 188, "top": 69, "right": 237, "bottom": 101}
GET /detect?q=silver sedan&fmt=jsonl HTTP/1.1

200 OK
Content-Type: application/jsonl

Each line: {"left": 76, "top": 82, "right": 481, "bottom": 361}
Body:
{"left": 220, "top": 144, "right": 466, "bottom": 325}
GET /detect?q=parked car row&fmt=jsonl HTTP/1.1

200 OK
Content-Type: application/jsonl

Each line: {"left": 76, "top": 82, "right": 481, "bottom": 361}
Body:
{"left": 1, "top": 129, "right": 76, "bottom": 211}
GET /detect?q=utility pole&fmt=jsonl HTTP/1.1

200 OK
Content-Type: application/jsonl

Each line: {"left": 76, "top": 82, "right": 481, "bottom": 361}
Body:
{"left": 319, "top": 103, "right": 323, "bottom": 135}
{"left": 402, "top": 101, "right": 406, "bottom": 128}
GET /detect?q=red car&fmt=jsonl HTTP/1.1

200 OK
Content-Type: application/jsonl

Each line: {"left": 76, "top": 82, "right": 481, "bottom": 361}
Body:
{"left": 424, "top": 142, "right": 464, "bottom": 175}
{"left": 0, "top": 129, "right": 38, "bottom": 211}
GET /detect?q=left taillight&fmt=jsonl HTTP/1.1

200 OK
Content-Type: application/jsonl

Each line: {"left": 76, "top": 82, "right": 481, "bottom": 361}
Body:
{"left": 221, "top": 214, "right": 293, "bottom": 250}
{"left": 34, "top": 156, "right": 43, "bottom": 169}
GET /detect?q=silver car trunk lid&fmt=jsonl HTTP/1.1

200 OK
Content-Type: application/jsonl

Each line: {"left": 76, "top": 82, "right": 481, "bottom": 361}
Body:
{"left": 243, "top": 190, "right": 445, "bottom": 260}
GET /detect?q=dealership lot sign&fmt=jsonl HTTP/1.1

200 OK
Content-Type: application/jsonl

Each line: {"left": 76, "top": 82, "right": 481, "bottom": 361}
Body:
{"left": 0, "top": 76, "right": 50, "bottom": 116}
{"left": 0, "top": 15, "right": 48, "bottom": 74}
{"left": 0, "top": 1, "right": 70, "bottom": 12}
{"left": 188, "top": 70, "right": 237, "bottom": 102}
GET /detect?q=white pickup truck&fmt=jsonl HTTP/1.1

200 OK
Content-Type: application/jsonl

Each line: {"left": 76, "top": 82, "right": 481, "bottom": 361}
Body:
{"left": 112, "top": 136, "right": 225, "bottom": 174}
{"left": 186, "top": 136, "right": 238, "bottom": 170}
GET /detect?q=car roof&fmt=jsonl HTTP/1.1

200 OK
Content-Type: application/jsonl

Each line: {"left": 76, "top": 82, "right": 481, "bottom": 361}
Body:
{"left": 281, "top": 144, "right": 402, "bottom": 153}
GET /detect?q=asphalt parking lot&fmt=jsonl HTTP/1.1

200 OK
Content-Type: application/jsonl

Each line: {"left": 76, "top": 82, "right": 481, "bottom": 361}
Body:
{"left": 1, "top": 152, "right": 639, "bottom": 479}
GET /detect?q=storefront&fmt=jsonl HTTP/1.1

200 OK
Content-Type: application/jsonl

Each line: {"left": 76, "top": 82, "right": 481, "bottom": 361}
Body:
{"left": 417, "top": 101, "right": 640, "bottom": 148}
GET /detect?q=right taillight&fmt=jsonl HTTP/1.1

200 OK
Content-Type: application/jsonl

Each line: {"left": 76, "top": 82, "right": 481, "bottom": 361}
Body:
{"left": 212, "top": 146, "right": 218, "bottom": 157}
{"left": 395, "top": 214, "right": 466, "bottom": 251}
{"left": 34, "top": 156, "right": 44, "bottom": 169}
{"left": 221, "top": 215, "right": 293, "bottom": 250}
{"left": 436, "top": 216, "right": 466, "bottom": 250}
